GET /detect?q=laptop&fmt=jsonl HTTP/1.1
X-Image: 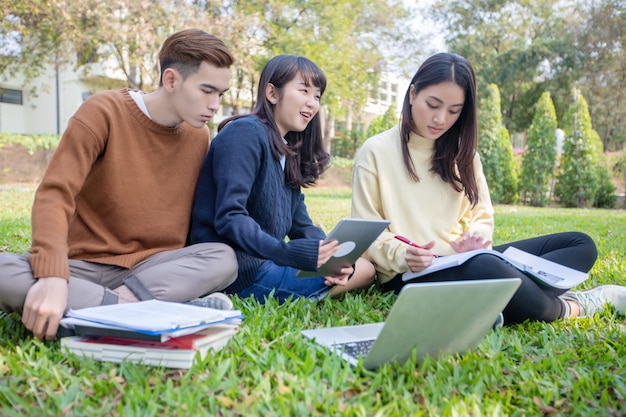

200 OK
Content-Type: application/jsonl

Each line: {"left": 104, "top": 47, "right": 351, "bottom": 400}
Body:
{"left": 296, "top": 218, "right": 390, "bottom": 277}
{"left": 302, "top": 278, "right": 521, "bottom": 369}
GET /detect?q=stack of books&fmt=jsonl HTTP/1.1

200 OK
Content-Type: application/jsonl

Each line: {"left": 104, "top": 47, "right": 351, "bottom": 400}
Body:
{"left": 59, "top": 299, "right": 243, "bottom": 369}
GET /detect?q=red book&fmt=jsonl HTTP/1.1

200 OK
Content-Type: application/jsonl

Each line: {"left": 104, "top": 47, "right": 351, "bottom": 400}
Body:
{"left": 60, "top": 324, "right": 238, "bottom": 369}
{"left": 95, "top": 325, "right": 237, "bottom": 349}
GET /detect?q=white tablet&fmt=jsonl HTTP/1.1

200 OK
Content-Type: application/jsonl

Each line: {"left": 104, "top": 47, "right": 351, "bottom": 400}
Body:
{"left": 296, "top": 218, "right": 390, "bottom": 277}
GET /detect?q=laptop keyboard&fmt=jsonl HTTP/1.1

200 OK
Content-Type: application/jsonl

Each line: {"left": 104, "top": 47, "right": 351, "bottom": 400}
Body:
{"left": 335, "top": 339, "right": 376, "bottom": 359}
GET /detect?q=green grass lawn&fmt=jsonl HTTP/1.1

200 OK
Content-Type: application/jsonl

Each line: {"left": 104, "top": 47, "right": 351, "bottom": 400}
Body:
{"left": 1, "top": 185, "right": 625, "bottom": 416}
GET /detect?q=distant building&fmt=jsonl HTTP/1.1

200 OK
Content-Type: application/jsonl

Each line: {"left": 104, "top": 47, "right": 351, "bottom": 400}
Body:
{"left": 0, "top": 60, "right": 235, "bottom": 136}
{"left": 363, "top": 71, "right": 406, "bottom": 124}
{"left": 1, "top": 62, "right": 126, "bottom": 135}
{"left": 2, "top": 61, "right": 405, "bottom": 136}
{"left": 333, "top": 71, "right": 407, "bottom": 135}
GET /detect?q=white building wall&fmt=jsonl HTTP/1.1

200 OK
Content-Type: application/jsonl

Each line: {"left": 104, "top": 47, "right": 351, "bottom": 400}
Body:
{"left": 0, "top": 70, "right": 28, "bottom": 133}
{"left": 363, "top": 71, "right": 408, "bottom": 127}
{"left": 23, "top": 67, "right": 58, "bottom": 134}
{"left": 3, "top": 63, "right": 404, "bottom": 136}
{"left": 1, "top": 63, "right": 92, "bottom": 135}
{"left": 2, "top": 61, "right": 243, "bottom": 136}
{"left": 0, "top": 101, "right": 24, "bottom": 133}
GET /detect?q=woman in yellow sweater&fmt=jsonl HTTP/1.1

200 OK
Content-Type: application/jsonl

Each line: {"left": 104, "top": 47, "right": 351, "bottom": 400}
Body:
{"left": 352, "top": 52, "right": 626, "bottom": 324}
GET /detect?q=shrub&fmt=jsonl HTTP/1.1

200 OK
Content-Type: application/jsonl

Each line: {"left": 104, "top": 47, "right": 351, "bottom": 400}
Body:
{"left": 366, "top": 104, "right": 398, "bottom": 139}
{"left": 555, "top": 93, "right": 616, "bottom": 208}
{"left": 331, "top": 129, "right": 364, "bottom": 159}
{"left": 519, "top": 92, "right": 558, "bottom": 207}
{"left": 478, "top": 84, "right": 518, "bottom": 204}
{"left": 606, "top": 150, "right": 625, "bottom": 208}
{"left": 0, "top": 133, "right": 60, "bottom": 154}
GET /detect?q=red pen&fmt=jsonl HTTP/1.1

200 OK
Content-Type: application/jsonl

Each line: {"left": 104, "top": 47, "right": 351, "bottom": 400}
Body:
{"left": 394, "top": 235, "right": 438, "bottom": 257}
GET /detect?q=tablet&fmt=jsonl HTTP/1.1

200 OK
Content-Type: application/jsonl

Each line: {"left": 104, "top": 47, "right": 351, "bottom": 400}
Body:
{"left": 296, "top": 218, "right": 390, "bottom": 277}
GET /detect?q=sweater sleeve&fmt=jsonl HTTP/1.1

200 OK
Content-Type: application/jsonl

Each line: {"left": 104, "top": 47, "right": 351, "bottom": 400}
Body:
{"left": 29, "top": 110, "right": 107, "bottom": 280}
{"left": 351, "top": 140, "right": 410, "bottom": 275}
{"left": 288, "top": 192, "right": 326, "bottom": 241}
{"left": 207, "top": 120, "right": 320, "bottom": 271}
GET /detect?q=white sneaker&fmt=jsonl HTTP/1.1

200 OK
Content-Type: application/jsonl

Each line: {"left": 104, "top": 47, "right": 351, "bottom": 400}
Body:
{"left": 187, "top": 292, "right": 233, "bottom": 310}
{"left": 561, "top": 285, "right": 626, "bottom": 317}
{"left": 492, "top": 312, "right": 504, "bottom": 330}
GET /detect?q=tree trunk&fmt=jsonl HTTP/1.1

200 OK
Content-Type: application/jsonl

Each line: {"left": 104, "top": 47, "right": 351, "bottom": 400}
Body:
{"left": 320, "top": 106, "right": 334, "bottom": 155}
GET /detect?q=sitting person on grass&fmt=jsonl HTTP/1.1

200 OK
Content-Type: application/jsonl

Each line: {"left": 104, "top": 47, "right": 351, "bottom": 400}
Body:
{"left": 0, "top": 29, "right": 238, "bottom": 340}
{"left": 351, "top": 52, "right": 626, "bottom": 325}
{"left": 190, "top": 55, "right": 376, "bottom": 303}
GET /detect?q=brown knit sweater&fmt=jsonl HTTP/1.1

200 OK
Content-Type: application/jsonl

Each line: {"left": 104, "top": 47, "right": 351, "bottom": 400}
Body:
{"left": 28, "top": 89, "right": 210, "bottom": 280}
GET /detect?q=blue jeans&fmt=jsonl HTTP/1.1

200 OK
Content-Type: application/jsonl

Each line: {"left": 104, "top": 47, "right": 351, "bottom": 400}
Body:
{"left": 236, "top": 261, "right": 330, "bottom": 304}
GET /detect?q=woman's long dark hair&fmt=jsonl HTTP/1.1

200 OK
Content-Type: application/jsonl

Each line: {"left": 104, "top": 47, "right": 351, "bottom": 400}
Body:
{"left": 400, "top": 52, "right": 479, "bottom": 205}
{"left": 218, "top": 55, "right": 330, "bottom": 189}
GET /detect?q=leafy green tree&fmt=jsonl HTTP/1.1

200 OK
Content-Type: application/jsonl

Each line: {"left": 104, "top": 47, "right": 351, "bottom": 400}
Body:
{"left": 366, "top": 104, "right": 398, "bottom": 139}
{"left": 478, "top": 84, "right": 517, "bottom": 204}
{"left": 230, "top": 0, "right": 414, "bottom": 148}
{"left": 1, "top": 1, "right": 77, "bottom": 88}
{"left": 2, "top": 0, "right": 417, "bottom": 147}
{"left": 519, "top": 92, "right": 558, "bottom": 206}
{"left": 614, "top": 151, "right": 626, "bottom": 209}
{"left": 497, "top": 125, "right": 518, "bottom": 204}
{"left": 429, "top": 0, "right": 577, "bottom": 135}
{"left": 1, "top": 0, "right": 230, "bottom": 92}
{"left": 590, "top": 129, "right": 617, "bottom": 208}
{"left": 555, "top": 93, "right": 615, "bottom": 208}
{"left": 576, "top": 0, "right": 626, "bottom": 151}
{"left": 331, "top": 103, "right": 398, "bottom": 158}
{"left": 426, "top": 0, "right": 626, "bottom": 151}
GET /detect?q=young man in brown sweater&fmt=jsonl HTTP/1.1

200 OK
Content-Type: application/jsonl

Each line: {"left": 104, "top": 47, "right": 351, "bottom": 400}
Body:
{"left": 0, "top": 29, "right": 238, "bottom": 340}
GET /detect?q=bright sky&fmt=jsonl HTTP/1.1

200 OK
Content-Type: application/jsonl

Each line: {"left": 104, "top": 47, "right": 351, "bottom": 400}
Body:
{"left": 407, "top": 1, "right": 447, "bottom": 52}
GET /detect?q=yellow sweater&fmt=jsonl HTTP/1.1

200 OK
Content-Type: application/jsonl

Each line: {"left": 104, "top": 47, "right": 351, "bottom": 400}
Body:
{"left": 28, "top": 89, "right": 210, "bottom": 280}
{"left": 351, "top": 125, "right": 494, "bottom": 283}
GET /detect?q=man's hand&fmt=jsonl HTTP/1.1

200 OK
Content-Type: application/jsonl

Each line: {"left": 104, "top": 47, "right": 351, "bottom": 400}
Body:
{"left": 22, "top": 277, "right": 68, "bottom": 340}
{"left": 449, "top": 232, "right": 492, "bottom": 253}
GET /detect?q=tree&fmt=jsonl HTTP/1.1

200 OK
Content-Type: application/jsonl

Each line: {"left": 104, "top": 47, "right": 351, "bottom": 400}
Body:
{"left": 590, "top": 129, "right": 617, "bottom": 208}
{"left": 1, "top": 1, "right": 77, "bottom": 87}
{"left": 2, "top": 0, "right": 418, "bottom": 148}
{"left": 519, "top": 92, "right": 558, "bottom": 207}
{"left": 325, "top": 103, "right": 399, "bottom": 158}
{"left": 426, "top": 0, "right": 626, "bottom": 151}
{"left": 229, "top": 0, "right": 415, "bottom": 148}
{"left": 1, "top": 0, "right": 220, "bottom": 91}
{"left": 366, "top": 104, "right": 398, "bottom": 139}
{"left": 478, "top": 84, "right": 517, "bottom": 204}
{"left": 555, "top": 93, "right": 615, "bottom": 208}
{"left": 496, "top": 125, "right": 518, "bottom": 204}
{"left": 576, "top": 0, "right": 626, "bottom": 151}
{"left": 429, "top": 0, "right": 578, "bottom": 134}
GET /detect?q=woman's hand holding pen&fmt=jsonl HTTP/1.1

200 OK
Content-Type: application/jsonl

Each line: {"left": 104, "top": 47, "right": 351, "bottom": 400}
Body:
{"left": 449, "top": 232, "right": 491, "bottom": 253}
{"left": 402, "top": 239, "right": 437, "bottom": 273}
